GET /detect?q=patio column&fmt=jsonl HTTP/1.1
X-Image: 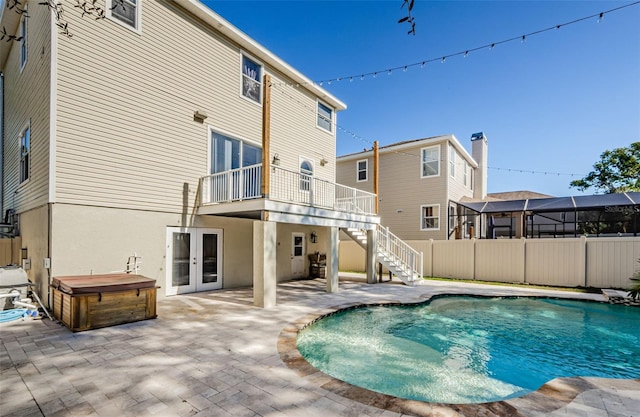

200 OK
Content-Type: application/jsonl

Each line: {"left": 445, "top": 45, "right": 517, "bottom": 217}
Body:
{"left": 253, "top": 220, "right": 277, "bottom": 308}
{"left": 325, "top": 226, "right": 339, "bottom": 293}
{"left": 366, "top": 228, "right": 378, "bottom": 284}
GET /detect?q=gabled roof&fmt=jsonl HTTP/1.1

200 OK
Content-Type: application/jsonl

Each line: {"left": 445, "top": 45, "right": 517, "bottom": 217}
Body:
{"left": 337, "top": 134, "right": 478, "bottom": 167}
{"left": 173, "top": 0, "right": 345, "bottom": 111}
{"left": 1, "top": 0, "right": 346, "bottom": 112}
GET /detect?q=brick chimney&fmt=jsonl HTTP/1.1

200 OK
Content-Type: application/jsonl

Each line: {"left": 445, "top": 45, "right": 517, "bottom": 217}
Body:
{"left": 471, "top": 132, "right": 488, "bottom": 200}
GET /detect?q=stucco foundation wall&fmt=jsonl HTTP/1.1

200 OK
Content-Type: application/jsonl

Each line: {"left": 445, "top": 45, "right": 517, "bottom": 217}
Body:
{"left": 50, "top": 204, "right": 254, "bottom": 299}
{"left": 338, "top": 240, "right": 366, "bottom": 272}
{"left": 275, "top": 223, "right": 328, "bottom": 281}
{"left": 17, "top": 205, "right": 49, "bottom": 303}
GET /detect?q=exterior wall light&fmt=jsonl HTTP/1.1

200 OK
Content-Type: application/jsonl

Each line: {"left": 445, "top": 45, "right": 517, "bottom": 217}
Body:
{"left": 272, "top": 154, "right": 281, "bottom": 166}
{"left": 310, "top": 231, "right": 318, "bottom": 243}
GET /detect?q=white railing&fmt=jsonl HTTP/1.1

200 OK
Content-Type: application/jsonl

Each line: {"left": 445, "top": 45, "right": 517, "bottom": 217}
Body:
{"left": 376, "top": 225, "right": 423, "bottom": 281}
{"left": 200, "top": 164, "right": 263, "bottom": 203}
{"left": 200, "top": 164, "right": 377, "bottom": 216}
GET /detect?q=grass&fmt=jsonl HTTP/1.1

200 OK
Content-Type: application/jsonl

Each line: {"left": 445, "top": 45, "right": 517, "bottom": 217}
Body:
{"left": 422, "top": 276, "right": 600, "bottom": 293}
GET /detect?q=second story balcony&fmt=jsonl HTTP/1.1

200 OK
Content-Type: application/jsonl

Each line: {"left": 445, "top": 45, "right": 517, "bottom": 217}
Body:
{"left": 197, "top": 165, "right": 379, "bottom": 228}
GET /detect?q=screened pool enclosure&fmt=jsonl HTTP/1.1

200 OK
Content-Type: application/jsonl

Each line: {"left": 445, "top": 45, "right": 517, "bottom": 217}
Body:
{"left": 455, "top": 192, "right": 640, "bottom": 239}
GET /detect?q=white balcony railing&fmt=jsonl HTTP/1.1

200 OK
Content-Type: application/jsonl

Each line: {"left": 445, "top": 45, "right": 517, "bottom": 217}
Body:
{"left": 200, "top": 164, "right": 377, "bottom": 216}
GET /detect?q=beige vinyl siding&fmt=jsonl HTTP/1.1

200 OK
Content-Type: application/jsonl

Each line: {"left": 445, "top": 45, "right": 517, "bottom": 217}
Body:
{"left": 377, "top": 143, "right": 447, "bottom": 240}
{"left": 268, "top": 72, "right": 336, "bottom": 183}
{"left": 336, "top": 156, "right": 374, "bottom": 192}
{"left": 54, "top": 0, "right": 337, "bottom": 212}
{"left": 2, "top": 1, "right": 51, "bottom": 213}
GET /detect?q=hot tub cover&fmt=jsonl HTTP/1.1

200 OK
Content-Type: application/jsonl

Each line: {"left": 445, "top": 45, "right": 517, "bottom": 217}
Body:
{"left": 51, "top": 274, "right": 156, "bottom": 295}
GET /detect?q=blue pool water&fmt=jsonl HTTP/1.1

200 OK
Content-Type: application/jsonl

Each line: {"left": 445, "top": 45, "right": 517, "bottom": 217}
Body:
{"left": 296, "top": 296, "right": 640, "bottom": 404}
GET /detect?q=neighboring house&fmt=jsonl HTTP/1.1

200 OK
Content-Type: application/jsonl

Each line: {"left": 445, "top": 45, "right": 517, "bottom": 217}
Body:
{"left": 337, "top": 133, "right": 489, "bottom": 241}
{"left": 0, "top": 0, "right": 383, "bottom": 308}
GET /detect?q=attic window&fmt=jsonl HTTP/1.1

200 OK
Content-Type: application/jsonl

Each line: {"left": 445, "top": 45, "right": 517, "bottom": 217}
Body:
{"left": 108, "top": 0, "right": 141, "bottom": 32}
{"left": 317, "top": 101, "right": 333, "bottom": 133}
{"left": 241, "top": 55, "right": 262, "bottom": 103}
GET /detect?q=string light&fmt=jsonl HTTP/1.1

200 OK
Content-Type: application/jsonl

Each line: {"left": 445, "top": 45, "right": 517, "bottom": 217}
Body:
{"left": 274, "top": 79, "right": 589, "bottom": 178}
{"left": 269, "top": 2, "right": 639, "bottom": 88}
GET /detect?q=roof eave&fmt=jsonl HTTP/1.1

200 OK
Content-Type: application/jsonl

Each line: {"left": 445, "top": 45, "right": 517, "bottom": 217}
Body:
{"left": 172, "top": 0, "right": 346, "bottom": 111}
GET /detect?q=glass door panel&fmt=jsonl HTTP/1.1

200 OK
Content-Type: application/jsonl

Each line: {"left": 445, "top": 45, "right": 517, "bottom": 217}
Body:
{"left": 172, "top": 232, "right": 191, "bottom": 287}
{"left": 197, "top": 230, "right": 222, "bottom": 291}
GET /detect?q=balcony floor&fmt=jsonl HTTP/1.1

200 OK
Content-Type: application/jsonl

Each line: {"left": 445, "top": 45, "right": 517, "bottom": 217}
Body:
{"left": 198, "top": 199, "right": 379, "bottom": 229}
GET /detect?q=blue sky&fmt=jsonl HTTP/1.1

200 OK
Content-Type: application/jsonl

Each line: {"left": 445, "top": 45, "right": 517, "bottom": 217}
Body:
{"left": 206, "top": 1, "right": 640, "bottom": 197}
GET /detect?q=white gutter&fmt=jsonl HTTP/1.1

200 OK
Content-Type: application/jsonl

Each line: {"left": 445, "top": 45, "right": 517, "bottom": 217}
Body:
{"left": 172, "top": 0, "right": 346, "bottom": 112}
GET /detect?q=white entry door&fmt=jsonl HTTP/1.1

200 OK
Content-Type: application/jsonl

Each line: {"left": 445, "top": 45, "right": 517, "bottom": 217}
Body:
{"left": 166, "top": 227, "right": 223, "bottom": 295}
{"left": 291, "top": 233, "right": 305, "bottom": 278}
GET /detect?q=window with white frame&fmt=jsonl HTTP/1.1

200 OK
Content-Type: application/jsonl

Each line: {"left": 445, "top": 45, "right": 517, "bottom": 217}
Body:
{"left": 19, "top": 12, "right": 27, "bottom": 69}
{"left": 108, "top": 0, "right": 141, "bottom": 31}
{"left": 421, "top": 204, "right": 440, "bottom": 230}
{"left": 449, "top": 144, "right": 456, "bottom": 178}
{"left": 463, "top": 160, "right": 468, "bottom": 187}
{"left": 19, "top": 125, "right": 30, "bottom": 183}
{"left": 317, "top": 101, "right": 333, "bottom": 132}
{"left": 300, "top": 159, "right": 313, "bottom": 191}
{"left": 241, "top": 55, "right": 262, "bottom": 103}
{"left": 421, "top": 145, "right": 440, "bottom": 177}
{"left": 357, "top": 159, "right": 368, "bottom": 182}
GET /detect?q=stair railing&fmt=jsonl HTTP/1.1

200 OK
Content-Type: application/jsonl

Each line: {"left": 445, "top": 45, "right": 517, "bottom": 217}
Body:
{"left": 375, "top": 225, "right": 423, "bottom": 282}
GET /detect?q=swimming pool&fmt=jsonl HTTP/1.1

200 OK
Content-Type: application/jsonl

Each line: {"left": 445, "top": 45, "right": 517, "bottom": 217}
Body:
{"left": 296, "top": 296, "right": 640, "bottom": 404}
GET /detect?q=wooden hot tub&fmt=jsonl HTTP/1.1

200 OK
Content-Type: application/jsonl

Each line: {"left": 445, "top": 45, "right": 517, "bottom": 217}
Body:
{"left": 51, "top": 274, "right": 158, "bottom": 332}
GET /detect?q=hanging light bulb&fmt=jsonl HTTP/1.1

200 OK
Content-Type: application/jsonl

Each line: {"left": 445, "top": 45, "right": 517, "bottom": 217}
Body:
{"left": 441, "top": 57, "right": 446, "bottom": 64}
{"left": 464, "top": 51, "right": 469, "bottom": 58}
{"left": 521, "top": 35, "right": 526, "bottom": 43}
{"left": 328, "top": 80, "right": 332, "bottom": 85}
{"left": 420, "top": 61, "right": 425, "bottom": 68}
{"left": 360, "top": 75, "right": 364, "bottom": 80}
{"left": 403, "top": 66, "right": 408, "bottom": 72}
{"left": 373, "top": 72, "right": 378, "bottom": 78}
{"left": 336, "top": 77, "right": 341, "bottom": 82}
{"left": 349, "top": 77, "right": 353, "bottom": 82}
{"left": 597, "top": 12, "right": 604, "bottom": 23}
{"left": 387, "top": 69, "right": 392, "bottom": 75}
{"left": 319, "top": 81, "right": 323, "bottom": 86}
{"left": 490, "top": 43, "right": 495, "bottom": 50}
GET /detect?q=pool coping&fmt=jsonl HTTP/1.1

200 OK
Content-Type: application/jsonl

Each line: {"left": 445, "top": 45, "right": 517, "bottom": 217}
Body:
{"left": 277, "top": 294, "right": 640, "bottom": 417}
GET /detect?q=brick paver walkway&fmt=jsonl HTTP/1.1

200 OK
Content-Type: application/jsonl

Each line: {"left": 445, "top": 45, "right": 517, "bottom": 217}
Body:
{"left": 1, "top": 276, "right": 638, "bottom": 417}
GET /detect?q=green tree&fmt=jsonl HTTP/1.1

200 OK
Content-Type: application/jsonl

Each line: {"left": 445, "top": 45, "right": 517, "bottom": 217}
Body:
{"left": 570, "top": 142, "right": 640, "bottom": 194}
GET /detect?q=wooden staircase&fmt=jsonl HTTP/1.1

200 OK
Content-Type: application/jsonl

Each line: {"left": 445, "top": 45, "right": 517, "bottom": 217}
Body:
{"left": 343, "top": 225, "right": 423, "bottom": 286}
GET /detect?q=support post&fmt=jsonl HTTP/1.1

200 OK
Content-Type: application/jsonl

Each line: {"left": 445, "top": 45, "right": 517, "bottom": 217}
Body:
{"left": 253, "top": 221, "right": 277, "bottom": 308}
{"left": 326, "top": 226, "right": 339, "bottom": 293}
{"left": 261, "top": 74, "right": 271, "bottom": 198}
{"left": 366, "top": 228, "right": 378, "bottom": 284}
{"left": 373, "top": 141, "right": 379, "bottom": 214}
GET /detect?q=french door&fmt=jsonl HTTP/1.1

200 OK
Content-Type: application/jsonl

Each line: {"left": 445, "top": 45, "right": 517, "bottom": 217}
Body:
{"left": 166, "top": 227, "right": 222, "bottom": 295}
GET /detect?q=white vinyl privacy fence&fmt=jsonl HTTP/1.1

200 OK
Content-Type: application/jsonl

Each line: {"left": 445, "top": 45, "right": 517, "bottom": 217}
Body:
{"left": 339, "top": 237, "right": 640, "bottom": 289}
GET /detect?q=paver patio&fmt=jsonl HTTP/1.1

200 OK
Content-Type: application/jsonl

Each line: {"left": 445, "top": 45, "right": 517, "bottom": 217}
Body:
{"left": 1, "top": 275, "right": 639, "bottom": 417}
